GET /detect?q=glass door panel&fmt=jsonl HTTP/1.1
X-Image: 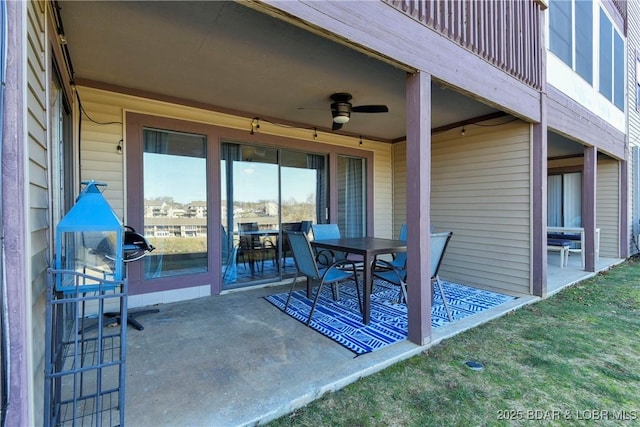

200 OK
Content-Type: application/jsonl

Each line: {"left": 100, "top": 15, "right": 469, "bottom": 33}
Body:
{"left": 337, "top": 155, "right": 366, "bottom": 237}
{"left": 279, "top": 150, "right": 327, "bottom": 274}
{"left": 142, "top": 128, "right": 207, "bottom": 278}
{"left": 221, "top": 143, "right": 279, "bottom": 286}
{"left": 221, "top": 144, "right": 329, "bottom": 288}
{"left": 563, "top": 172, "right": 582, "bottom": 227}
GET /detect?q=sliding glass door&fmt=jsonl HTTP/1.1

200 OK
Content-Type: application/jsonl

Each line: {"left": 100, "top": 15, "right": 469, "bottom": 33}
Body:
{"left": 128, "top": 115, "right": 371, "bottom": 298}
{"left": 221, "top": 143, "right": 327, "bottom": 288}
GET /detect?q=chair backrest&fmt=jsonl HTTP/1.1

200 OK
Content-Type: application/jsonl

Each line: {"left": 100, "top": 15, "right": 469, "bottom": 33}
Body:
{"left": 311, "top": 223, "right": 341, "bottom": 240}
{"left": 300, "top": 220, "right": 313, "bottom": 235}
{"left": 238, "top": 222, "right": 261, "bottom": 247}
{"left": 281, "top": 222, "right": 302, "bottom": 232}
{"left": 399, "top": 224, "right": 407, "bottom": 240}
{"left": 311, "top": 224, "right": 349, "bottom": 264}
{"left": 430, "top": 231, "right": 453, "bottom": 278}
{"left": 281, "top": 222, "right": 301, "bottom": 254}
{"left": 286, "top": 231, "right": 320, "bottom": 279}
{"left": 238, "top": 222, "right": 259, "bottom": 232}
{"left": 391, "top": 224, "right": 407, "bottom": 269}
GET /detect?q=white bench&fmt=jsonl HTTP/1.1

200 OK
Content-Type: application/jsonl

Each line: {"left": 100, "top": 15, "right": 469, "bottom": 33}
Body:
{"left": 547, "top": 240, "right": 570, "bottom": 268}
{"left": 548, "top": 227, "right": 600, "bottom": 269}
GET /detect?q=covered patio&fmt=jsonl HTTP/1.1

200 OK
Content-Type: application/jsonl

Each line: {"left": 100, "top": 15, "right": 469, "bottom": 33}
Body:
{"left": 3, "top": 1, "right": 631, "bottom": 426}
{"left": 53, "top": 1, "right": 613, "bottom": 337}
{"left": 118, "top": 249, "right": 620, "bottom": 426}
{"left": 46, "top": 2, "right": 626, "bottom": 424}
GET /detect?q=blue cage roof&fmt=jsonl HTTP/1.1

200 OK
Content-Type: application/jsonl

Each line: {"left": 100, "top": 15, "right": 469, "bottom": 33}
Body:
{"left": 57, "top": 180, "right": 123, "bottom": 232}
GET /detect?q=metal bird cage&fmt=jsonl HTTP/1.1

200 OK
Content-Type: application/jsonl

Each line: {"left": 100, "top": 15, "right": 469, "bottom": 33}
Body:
{"left": 54, "top": 180, "right": 125, "bottom": 288}
{"left": 45, "top": 180, "right": 128, "bottom": 427}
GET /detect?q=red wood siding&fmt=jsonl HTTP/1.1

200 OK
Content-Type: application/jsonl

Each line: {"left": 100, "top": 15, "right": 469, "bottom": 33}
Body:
{"left": 385, "top": 0, "right": 543, "bottom": 90}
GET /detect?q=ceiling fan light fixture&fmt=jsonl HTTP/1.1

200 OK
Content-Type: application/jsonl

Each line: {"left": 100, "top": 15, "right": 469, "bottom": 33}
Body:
{"left": 333, "top": 112, "right": 350, "bottom": 124}
{"left": 331, "top": 101, "right": 351, "bottom": 124}
{"left": 327, "top": 92, "right": 387, "bottom": 130}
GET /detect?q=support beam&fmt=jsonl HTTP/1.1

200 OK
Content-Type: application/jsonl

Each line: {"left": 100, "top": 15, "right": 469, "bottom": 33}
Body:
{"left": 406, "top": 71, "right": 431, "bottom": 345}
{"left": 620, "top": 157, "right": 629, "bottom": 259}
{"left": 3, "top": 1, "right": 31, "bottom": 425}
{"left": 532, "top": 119, "right": 547, "bottom": 297}
{"left": 583, "top": 146, "right": 597, "bottom": 272}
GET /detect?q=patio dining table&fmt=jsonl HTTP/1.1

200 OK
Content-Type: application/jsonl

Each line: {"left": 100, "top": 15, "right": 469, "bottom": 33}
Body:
{"left": 311, "top": 237, "right": 407, "bottom": 324}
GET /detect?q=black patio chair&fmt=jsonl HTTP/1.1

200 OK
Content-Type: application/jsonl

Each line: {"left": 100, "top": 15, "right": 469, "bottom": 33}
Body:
{"left": 237, "top": 222, "right": 276, "bottom": 273}
{"left": 280, "top": 222, "right": 302, "bottom": 267}
{"left": 310, "top": 223, "right": 364, "bottom": 269}
{"left": 373, "top": 231, "right": 453, "bottom": 321}
{"left": 284, "top": 231, "right": 362, "bottom": 325}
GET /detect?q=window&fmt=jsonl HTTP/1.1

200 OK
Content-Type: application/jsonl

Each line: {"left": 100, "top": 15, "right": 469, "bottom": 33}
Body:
{"left": 549, "top": 0, "right": 572, "bottom": 66}
{"left": 549, "top": 0, "right": 593, "bottom": 84}
{"left": 548, "top": 172, "right": 582, "bottom": 227}
{"left": 599, "top": 7, "right": 625, "bottom": 111}
{"left": 142, "top": 128, "right": 208, "bottom": 278}
{"left": 599, "top": 9, "right": 613, "bottom": 101}
{"left": 575, "top": 0, "right": 593, "bottom": 84}
{"left": 50, "top": 65, "right": 74, "bottom": 227}
{"left": 613, "top": 29, "right": 625, "bottom": 110}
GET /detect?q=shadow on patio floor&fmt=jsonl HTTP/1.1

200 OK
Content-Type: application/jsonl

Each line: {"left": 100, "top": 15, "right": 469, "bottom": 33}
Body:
{"left": 124, "top": 251, "right": 624, "bottom": 426}
{"left": 123, "top": 279, "right": 532, "bottom": 426}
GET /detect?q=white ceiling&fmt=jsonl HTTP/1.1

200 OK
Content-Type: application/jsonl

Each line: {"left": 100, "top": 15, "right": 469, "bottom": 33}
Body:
{"left": 57, "top": 1, "right": 503, "bottom": 142}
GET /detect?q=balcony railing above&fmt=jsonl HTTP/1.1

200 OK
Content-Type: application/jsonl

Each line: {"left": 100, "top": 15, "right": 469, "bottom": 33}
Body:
{"left": 385, "top": 0, "right": 544, "bottom": 90}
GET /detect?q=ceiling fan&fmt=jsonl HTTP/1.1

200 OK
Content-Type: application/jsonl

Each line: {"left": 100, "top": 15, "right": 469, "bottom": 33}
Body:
{"left": 329, "top": 93, "right": 388, "bottom": 131}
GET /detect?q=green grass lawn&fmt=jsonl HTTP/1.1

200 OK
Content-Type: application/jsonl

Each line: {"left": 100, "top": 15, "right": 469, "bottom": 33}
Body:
{"left": 268, "top": 257, "right": 640, "bottom": 427}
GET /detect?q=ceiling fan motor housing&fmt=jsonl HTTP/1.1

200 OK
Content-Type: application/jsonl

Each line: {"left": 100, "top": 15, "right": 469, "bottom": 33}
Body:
{"left": 328, "top": 92, "right": 387, "bottom": 129}
{"left": 331, "top": 102, "right": 351, "bottom": 123}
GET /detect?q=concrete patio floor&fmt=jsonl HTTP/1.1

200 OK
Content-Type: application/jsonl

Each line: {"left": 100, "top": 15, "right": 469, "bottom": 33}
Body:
{"left": 123, "top": 255, "right": 623, "bottom": 426}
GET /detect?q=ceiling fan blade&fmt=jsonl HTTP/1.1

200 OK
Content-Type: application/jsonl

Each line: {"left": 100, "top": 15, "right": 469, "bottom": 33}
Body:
{"left": 332, "top": 121, "right": 343, "bottom": 131}
{"left": 351, "top": 105, "right": 389, "bottom": 113}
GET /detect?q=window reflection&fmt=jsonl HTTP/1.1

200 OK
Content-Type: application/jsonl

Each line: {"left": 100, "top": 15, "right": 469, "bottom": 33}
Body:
{"left": 143, "top": 128, "right": 207, "bottom": 278}
{"left": 221, "top": 144, "right": 327, "bottom": 287}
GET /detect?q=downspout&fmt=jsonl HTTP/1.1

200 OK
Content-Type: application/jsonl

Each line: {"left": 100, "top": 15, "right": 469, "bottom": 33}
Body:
{"left": 0, "top": 0, "right": 9, "bottom": 425}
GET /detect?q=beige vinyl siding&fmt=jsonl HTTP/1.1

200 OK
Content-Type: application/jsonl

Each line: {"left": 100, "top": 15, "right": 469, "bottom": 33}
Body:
{"left": 431, "top": 122, "right": 532, "bottom": 296}
{"left": 391, "top": 122, "right": 532, "bottom": 296}
{"left": 77, "top": 85, "right": 393, "bottom": 239}
{"left": 28, "top": 1, "right": 48, "bottom": 426}
{"left": 79, "top": 99, "right": 125, "bottom": 217}
{"left": 392, "top": 142, "right": 407, "bottom": 238}
{"left": 373, "top": 145, "right": 393, "bottom": 238}
{"left": 597, "top": 159, "right": 620, "bottom": 258}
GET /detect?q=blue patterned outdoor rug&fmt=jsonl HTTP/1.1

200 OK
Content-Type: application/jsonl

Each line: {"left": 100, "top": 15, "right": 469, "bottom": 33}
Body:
{"left": 265, "top": 279, "right": 516, "bottom": 355}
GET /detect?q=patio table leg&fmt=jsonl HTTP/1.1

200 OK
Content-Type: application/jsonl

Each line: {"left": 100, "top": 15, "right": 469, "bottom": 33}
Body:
{"left": 363, "top": 253, "right": 372, "bottom": 324}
